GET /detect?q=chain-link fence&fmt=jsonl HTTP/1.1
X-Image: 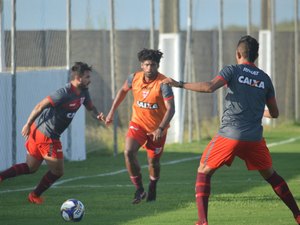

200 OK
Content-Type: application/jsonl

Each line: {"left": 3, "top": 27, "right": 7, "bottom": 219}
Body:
{"left": 0, "top": 0, "right": 299, "bottom": 161}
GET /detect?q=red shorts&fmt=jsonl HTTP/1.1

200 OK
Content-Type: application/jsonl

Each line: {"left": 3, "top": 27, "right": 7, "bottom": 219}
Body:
{"left": 126, "top": 121, "right": 167, "bottom": 159}
{"left": 25, "top": 124, "right": 63, "bottom": 160}
{"left": 200, "top": 135, "right": 272, "bottom": 170}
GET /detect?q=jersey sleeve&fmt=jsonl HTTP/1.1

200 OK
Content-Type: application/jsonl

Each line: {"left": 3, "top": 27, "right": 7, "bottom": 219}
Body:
{"left": 47, "top": 87, "right": 68, "bottom": 107}
{"left": 83, "top": 90, "right": 93, "bottom": 110}
{"left": 219, "top": 65, "right": 235, "bottom": 84}
{"left": 160, "top": 83, "right": 174, "bottom": 100}
{"left": 266, "top": 76, "right": 275, "bottom": 100}
{"left": 127, "top": 73, "right": 135, "bottom": 89}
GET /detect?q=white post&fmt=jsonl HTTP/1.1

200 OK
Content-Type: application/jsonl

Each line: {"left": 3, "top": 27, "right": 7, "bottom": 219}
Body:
{"left": 247, "top": 0, "right": 252, "bottom": 35}
{"left": 0, "top": 0, "right": 5, "bottom": 72}
{"left": 110, "top": 0, "right": 118, "bottom": 155}
{"left": 259, "top": 30, "right": 272, "bottom": 125}
{"left": 11, "top": 0, "right": 16, "bottom": 164}
{"left": 295, "top": 0, "right": 299, "bottom": 121}
{"left": 158, "top": 33, "right": 182, "bottom": 143}
{"left": 218, "top": 0, "right": 224, "bottom": 122}
{"left": 150, "top": 0, "right": 155, "bottom": 49}
{"left": 159, "top": 0, "right": 181, "bottom": 143}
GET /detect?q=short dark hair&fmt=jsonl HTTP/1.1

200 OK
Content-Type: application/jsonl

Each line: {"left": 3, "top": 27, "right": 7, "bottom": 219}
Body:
{"left": 237, "top": 35, "right": 259, "bottom": 62}
{"left": 137, "top": 49, "right": 163, "bottom": 64}
{"left": 71, "top": 62, "right": 92, "bottom": 79}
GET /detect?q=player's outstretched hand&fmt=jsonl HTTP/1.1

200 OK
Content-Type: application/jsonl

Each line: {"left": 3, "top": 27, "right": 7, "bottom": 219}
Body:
{"left": 21, "top": 124, "right": 30, "bottom": 140}
{"left": 162, "top": 77, "right": 180, "bottom": 87}
{"left": 105, "top": 112, "right": 113, "bottom": 126}
{"left": 97, "top": 112, "right": 106, "bottom": 122}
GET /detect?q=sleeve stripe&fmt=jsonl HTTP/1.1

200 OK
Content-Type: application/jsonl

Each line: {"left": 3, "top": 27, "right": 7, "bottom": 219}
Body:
{"left": 217, "top": 75, "right": 227, "bottom": 84}
{"left": 266, "top": 96, "right": 276, "bottom": 104}
{"left": 164, "top": 96, "right": 174, "bottom": 101}
{"left": 47, "top": 96, "right": 55, "bottom": 106}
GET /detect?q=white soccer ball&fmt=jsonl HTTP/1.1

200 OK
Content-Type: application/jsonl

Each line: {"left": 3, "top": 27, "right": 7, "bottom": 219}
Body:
{"left": 60, "top": 199, "right": 85, "bottom": 222}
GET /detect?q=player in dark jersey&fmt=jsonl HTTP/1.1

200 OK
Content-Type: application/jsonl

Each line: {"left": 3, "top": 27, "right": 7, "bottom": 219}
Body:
{"left": 0, "top": 62, "right": 105, "bottom": 204}
{"left": 163, "top": 35, "right": 300, "bottom": 225}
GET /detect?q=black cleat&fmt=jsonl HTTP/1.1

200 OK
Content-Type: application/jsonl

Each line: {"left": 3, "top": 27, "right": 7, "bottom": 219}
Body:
{"left": 146, "top": 187, "right": 156, "bottom": 202}
{"left": 132, "top": 188, "right": 146, "bottom": 204}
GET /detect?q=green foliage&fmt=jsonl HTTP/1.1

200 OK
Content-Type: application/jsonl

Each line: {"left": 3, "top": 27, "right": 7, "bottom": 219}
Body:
{"left": 0, "top": 124, "right": 300, "bottom": 225}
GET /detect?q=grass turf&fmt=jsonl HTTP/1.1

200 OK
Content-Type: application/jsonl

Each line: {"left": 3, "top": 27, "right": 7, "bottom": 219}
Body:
{"left": 0, "top": 123, "right": 299, "bottom": 225}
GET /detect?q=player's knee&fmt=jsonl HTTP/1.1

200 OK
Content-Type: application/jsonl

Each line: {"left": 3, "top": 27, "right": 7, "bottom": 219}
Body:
{"left": 148, "top": 158, "right": 160, "bottom": 169}
{"left": 124, "top": 149, "right": 136, "bottom": 160}
{"left": 28, "top": 164, "right": 40, "bottom": 174}
{"left": 51, "top": 169, "right": 64, "bottom": 177}
{"left": 197, "top": 164, "right": 214, "bottom": 175}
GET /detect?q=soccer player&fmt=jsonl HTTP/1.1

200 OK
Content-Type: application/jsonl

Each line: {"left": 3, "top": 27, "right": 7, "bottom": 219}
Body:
{"left": 0, "top": 62, "right": 105, "bottom": 204}
{"left": 105, "top": 49, "right": 175, "bottom": 204}
{"left": 163, "top": 35, "right": 300, "bottom": 225}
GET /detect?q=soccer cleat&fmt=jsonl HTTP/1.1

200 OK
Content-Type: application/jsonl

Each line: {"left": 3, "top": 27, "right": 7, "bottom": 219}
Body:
{"left": 28, "top": 192, "right": 44, "bottom": 204}
{"left": 132, "top": 188, "right": 146, "bottom": 204}
{"left": 295, "top": 214, "right": 300, "bottom": 225}
{"left": 146, "top": 186, "right": 156, "bottom": 202}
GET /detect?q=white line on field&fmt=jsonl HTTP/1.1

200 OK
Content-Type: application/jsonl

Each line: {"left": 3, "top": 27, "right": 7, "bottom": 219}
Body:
{"left": 267, "top": 137, "right": 300, "bottom": 147}
{"left": 0, "top": 137, "right": 299, "bottom": 194}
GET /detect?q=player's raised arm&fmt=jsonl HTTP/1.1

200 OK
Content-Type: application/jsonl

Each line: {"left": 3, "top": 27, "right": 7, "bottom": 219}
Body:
{"left": 105, "top": 80, "right": 131, "bottom": 126}
{"left": 162, "top": 76, "right": 226, "bottom": 93}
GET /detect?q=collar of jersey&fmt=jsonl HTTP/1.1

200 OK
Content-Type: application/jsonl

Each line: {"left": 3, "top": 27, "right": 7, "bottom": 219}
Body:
{"left": 70, "top": 83, "right": 81, "bottom": 96}
{"left": 242, "top": 62, "right": 256, "bottom": 67}
{"left": 143, "top": 73, "right": 158, "bottom": 84}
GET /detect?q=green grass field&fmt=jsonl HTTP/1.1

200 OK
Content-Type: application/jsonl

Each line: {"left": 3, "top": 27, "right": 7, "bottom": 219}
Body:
{"left": 0, "top": 123, "right": 300, "bottom": 225}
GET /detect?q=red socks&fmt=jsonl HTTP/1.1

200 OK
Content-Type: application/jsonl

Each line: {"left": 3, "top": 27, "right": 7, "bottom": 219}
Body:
{"left": 195, "top": 172, "right": 211, "bottom": 224}
{"left": 130, "top": 174, "right": 143, "bottom": 190}
{"left": 266, "top": 171, "right": 300, "bottom": 217}
{"left": 33, "top": 171, "right": 61, "bottom": 196}
{"left": 0, "top": 163, "right": 30, "bottom": 180}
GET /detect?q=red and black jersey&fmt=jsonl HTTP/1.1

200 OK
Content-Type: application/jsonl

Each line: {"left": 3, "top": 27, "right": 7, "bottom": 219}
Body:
{"left": 34, "top": 83, "right": 93, "bottom": 139}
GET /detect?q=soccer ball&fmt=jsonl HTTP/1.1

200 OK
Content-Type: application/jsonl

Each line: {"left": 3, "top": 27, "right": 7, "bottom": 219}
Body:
{"left": 60, "top": 199, "right": 85, "bottom": 222}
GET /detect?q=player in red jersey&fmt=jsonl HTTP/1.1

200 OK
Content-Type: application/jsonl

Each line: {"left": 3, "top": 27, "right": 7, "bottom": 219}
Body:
{"left": 163, "top": 35, "right": 300, "bottom": 225}
{"left": 105, "top": 49, "right": 175, "bottom": 204}
{"left": 0, "top": 62, "right": 105, "bottom": 204}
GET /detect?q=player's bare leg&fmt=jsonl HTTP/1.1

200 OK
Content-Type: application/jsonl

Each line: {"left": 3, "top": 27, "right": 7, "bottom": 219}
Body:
{"left": 195, "top": 163, "right": 217, "bottom": 225}
{"left": 124, "top": 137, "right": 146, "bottom": 204}
{"left": 260, "top": 167, "right": 300, "bottom": 224}
{"left": 28, "top": 156, "right": 63, "bottom": 204}
{"left": 26, "top": 154, "right": 44, "bottom": 172}
{"left": 0, "top": 153, "right": 42, "bottom": 183}
{"left": 146, "top": 157, "right": 160, "bottom": 202}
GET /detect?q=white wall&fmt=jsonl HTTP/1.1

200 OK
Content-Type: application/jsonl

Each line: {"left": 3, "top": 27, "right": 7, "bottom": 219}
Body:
{"left": 0, "top": 73, "right": 12, "bottom": 169}
{"left": 0, "top": 69, "right": 86, "bottom": 170}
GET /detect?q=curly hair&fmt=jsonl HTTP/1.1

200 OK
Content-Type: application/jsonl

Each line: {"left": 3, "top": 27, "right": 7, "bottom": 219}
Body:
{"left": 137, "top": 48, "right": 163, "bottom": 64}
{"left": 70, "top": 62, "right": 92, "bottom": 79}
